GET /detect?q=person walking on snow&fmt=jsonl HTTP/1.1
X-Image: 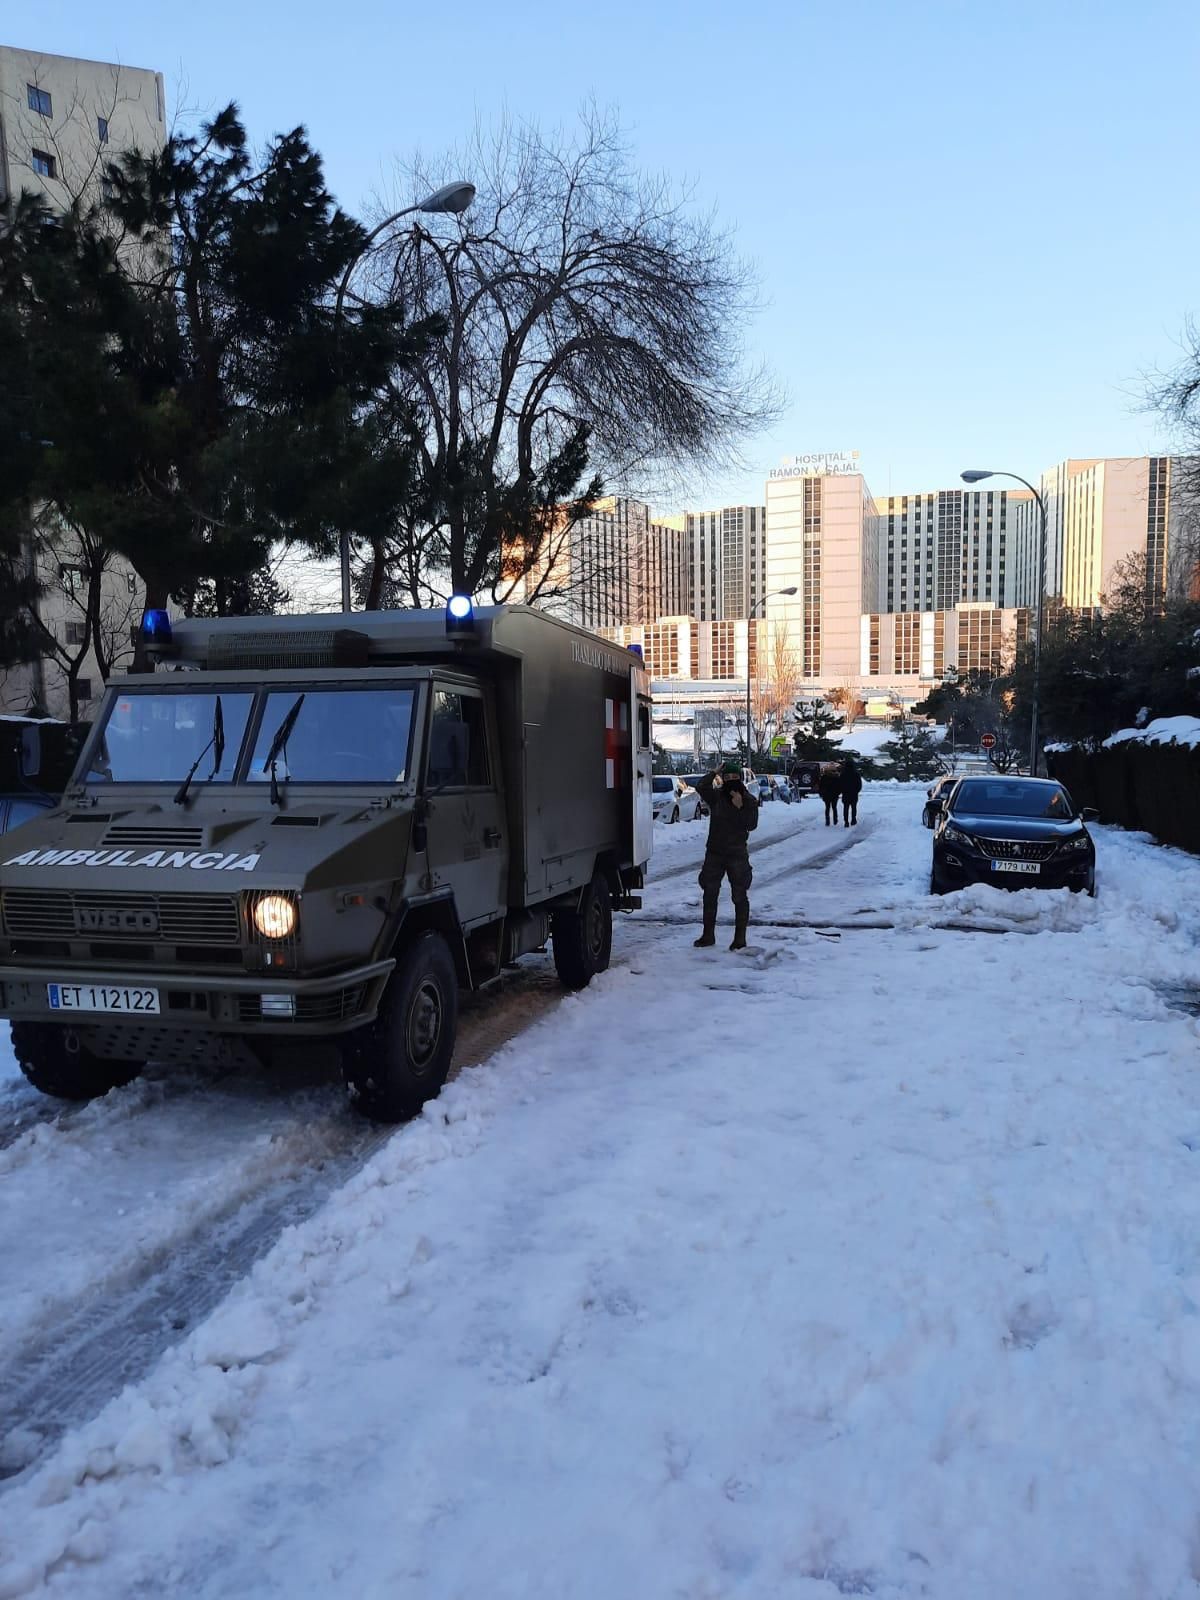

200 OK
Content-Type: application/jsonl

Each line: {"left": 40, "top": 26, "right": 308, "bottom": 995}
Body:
{"left": 817, "top": 763, "right": 842, "bottom": 826}
{"left": 691, "top": 760, "right": 759, "bottom": 950}
{"left": 840, "top": 754, "right": 863, "bottom": 827}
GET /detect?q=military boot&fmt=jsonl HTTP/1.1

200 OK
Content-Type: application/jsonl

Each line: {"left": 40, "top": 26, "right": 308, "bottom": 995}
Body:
{"left": 694, "top": 923, "right": 717, "bottom": 948}
{"left": 729, "top": 916, "right": 748, "bottom": 951}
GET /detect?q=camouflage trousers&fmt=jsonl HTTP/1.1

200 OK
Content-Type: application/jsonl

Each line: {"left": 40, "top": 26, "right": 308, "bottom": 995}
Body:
{"left": 698, "top": 847, "right": 753, "bottom": 923}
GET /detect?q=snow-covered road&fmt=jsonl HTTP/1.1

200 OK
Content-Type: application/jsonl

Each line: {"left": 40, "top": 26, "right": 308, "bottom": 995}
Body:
{"left": 3, "top": 786, "right": 1200, "bottom": 1598}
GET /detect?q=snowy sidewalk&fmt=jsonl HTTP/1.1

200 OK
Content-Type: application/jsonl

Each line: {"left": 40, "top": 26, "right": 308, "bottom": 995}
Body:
{"left": 3, "top": 789, "right": 1200, "bottom": 1598}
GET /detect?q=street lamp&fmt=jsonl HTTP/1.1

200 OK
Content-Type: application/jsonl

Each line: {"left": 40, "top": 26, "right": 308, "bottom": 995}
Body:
{"left": 336, "top": 181, "right": 476, "bottom": 611}
{"left": 746, "top": 587, "right": 798, "bottom": 771}
{"left": 961, "top": 469, "right": 1048, "bottom": 776}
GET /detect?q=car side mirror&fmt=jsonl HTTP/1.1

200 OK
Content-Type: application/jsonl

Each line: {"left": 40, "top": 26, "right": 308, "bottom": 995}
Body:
{"left": 1081, "top": 807, "right": 1099, "bottom": 822}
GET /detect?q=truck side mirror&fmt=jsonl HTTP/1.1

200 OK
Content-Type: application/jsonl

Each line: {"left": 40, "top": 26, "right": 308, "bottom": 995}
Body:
{"left": 20, "top": 726, "right": 41, "bottom": 780}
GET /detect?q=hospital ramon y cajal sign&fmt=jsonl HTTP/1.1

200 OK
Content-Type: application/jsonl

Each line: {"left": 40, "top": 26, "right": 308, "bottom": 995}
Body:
{"left": 768, "top": 451, "right": 861, "bottom": 481}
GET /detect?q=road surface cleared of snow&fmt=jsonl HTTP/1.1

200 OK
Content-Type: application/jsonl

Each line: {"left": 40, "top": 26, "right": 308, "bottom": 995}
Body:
{"left": 2, "top": 787, "right": 1200, "bottom": 1598}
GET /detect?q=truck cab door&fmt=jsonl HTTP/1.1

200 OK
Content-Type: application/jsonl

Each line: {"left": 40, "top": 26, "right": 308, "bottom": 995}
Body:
{"left": 632, "top": 685, "right": 654, "bottom": 868}
{"left": 422, "top": 685, "right": 508, "bottom": 930}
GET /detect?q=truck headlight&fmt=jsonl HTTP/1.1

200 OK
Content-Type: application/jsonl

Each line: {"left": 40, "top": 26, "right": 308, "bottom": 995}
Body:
{"left": 253, "top": 894, "right": 297, "bottom": 940}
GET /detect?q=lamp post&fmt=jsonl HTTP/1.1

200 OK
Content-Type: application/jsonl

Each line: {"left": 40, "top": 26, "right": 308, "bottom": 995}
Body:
{"left": 746, "top": 587, "right": 798, "bottom": 771}
{"left": 961, "top": 469, "right": 1048, "bottom": 776}
{"left": 336, "top": 182, "right": 476, "bottom": 612}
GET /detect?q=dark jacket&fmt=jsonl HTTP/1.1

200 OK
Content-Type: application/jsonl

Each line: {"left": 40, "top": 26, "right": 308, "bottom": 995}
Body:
{"left": 817, "top": 769, "right": 842, "bottom": 803}
{"left": 694, "top": 774, "right": 759, "bottom": 851}
{"left": 840, "top": 759, "right": 863, "bottom": 799}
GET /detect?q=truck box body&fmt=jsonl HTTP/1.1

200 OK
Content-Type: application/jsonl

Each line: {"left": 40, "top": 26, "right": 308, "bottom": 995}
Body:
{"left": 162, "top": 604, "right": 654, "bottom": 911}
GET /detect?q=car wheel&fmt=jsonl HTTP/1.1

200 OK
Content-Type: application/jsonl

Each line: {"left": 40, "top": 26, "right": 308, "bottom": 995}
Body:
{"left": 11, "top": 1022, "right": 143, "bottom": 1102}
{"left": 344, "top": 931, "right": 457, "bottom": 1123}
{"left": 551, "top": 871, "right": 613, "bottom": 992}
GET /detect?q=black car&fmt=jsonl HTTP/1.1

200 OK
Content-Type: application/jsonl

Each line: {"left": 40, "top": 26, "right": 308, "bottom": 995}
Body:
{"left": 921, "top": 772, "right": 956, "bottom": 829}
{"left": 929, "top": 776, "right": 1097, "bottom": 896}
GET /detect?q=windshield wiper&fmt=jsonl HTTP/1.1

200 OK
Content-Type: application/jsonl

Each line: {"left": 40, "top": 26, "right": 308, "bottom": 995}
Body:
{"left": 173, "top": 697, "right": 226, "bottom": 807}
{"left": 262, "top": 693, "right": 305, "bottom": 808}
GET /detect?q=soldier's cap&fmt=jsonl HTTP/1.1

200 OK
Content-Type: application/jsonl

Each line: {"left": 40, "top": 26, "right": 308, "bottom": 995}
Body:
{"left": 721, "top": 760, "right": 741, "bottom": 776}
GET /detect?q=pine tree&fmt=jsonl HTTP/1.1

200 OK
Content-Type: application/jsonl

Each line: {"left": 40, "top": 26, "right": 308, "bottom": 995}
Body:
{"left": 791, "top": 700, "right": 845, "bottom": 761}
{"left": 875, "top": 720, "right": 945, "bottom": 782}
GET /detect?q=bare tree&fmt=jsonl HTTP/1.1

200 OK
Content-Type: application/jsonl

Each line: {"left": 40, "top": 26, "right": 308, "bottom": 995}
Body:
{"left": 23, "top": 511, "right": 143, "bottom": 719}
{"left": 828, "top": 680, "right": 865, "bottom": 729}
{"left": 355, "top": 108, "right": 781, "bottom": 608}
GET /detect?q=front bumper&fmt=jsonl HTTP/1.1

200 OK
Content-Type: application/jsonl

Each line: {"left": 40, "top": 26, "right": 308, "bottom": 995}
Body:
{"left": 0, "top": 957, "right": 396, "bottom": 1037}
{"left": 933, "top": 845, "right": 1094, "bottom": 893}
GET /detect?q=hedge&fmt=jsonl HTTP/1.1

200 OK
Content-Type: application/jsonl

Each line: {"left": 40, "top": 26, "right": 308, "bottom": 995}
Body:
{"left": 1046, "top": 740, "right": 1200, "bottom": 854}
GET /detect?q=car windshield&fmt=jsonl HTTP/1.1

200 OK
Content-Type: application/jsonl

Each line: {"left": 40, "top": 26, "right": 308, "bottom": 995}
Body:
{"left": 83, "top": 691, "right": 254, "bottom": 784}
{"left": 247, "top": 687, "right": 415, "bottom": 784}
{"left": 954, "top": 780, "right": 1074, "bottom": 819}
{"left": 652, "top": 777, "right": 674, "bottom": 793}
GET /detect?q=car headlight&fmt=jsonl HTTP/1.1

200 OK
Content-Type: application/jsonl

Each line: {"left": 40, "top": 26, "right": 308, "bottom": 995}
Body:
{"left": 1058, "top": 832, "right": 1091, "bottom": 854}
{"left": 943, "top": 823, "right": 973, "bottom": 848}
{"left": 252, "top": 893, "right": 297, "bottom": 940}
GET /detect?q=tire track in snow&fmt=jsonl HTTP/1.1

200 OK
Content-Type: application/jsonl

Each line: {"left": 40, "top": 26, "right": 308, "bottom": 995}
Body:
{"left": 0, "top": 963, "right": 576, "bottom": 1479}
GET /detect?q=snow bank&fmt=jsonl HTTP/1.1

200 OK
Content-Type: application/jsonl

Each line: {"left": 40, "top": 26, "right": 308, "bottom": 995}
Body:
{"left": 1102, "top": 714, "right": 1200, "bottom": 749}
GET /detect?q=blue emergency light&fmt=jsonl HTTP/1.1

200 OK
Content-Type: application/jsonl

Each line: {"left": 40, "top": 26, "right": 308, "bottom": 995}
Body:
{"left": 628, "top": 643, "right": 644, "bottom": 661}
{"left": 445, "top": 594, "right": 476, "bottom": 638}
{"left": 141, "top": 608, "right": 173, "bottom": 644}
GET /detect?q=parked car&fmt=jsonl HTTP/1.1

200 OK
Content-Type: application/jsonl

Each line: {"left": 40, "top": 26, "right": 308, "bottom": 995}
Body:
{"left": 681, "top": 774, "right": 712, "bottom": 816}
{"left": 652, "top": 775, "right": 704, "bottom": 824}
{"left": 789, "top": 761, "right": 820, "bottom": 799}
{"left": 930, "top": 776, "right": 1097, "bottom": 896}
{"left": 921, "top": 773, "right": 957, "bottom": 829}
{"left": 768, "top": 775, "right": 793, "bottom": 804}
{"left": 753, "top": 775, "right": 773, "bottom": 804}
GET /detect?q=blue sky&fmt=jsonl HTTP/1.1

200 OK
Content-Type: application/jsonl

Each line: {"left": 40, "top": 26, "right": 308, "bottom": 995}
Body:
{"left": 18, "top": 0, "right": 1200, "bottom": 509}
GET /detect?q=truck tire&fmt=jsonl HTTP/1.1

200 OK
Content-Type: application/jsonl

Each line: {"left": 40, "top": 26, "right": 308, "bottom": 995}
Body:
{"left": 11, "top": 1022, "right": 142, "bottom": 1101}
{"left": 551, "top": 871, "right": 613, "bottom": 992}
{"left": 343, "top": 932, "right": 458, "bottom": 1123}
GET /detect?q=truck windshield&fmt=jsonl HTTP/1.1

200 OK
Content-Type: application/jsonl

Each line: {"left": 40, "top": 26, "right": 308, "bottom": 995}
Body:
{"left": 246, "top": 687, "right": 415, "bottom": 785}
{"left": 84, "top": 692, "right": 254, "bottom": 784}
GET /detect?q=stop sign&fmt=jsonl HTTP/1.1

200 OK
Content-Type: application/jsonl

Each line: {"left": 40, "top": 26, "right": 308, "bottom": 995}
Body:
{"left": 981, "top": 733, "right": 997, "bottom": 750}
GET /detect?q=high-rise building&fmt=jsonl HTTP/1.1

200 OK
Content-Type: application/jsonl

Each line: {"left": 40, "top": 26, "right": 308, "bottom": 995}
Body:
{"left": 683, "top": 505, "right": 767, "bottom": 620}
{"left": 0, "top": 45, "right": 165, "bottom": 209}
{"left": 1009, "top": 456, "right": 1199, "bottom": 611}
{"left": 509, "top": 498, "right": 688, "bottom": 629}
{"left": 764, "top": 470, "right": 880, "bottom": 683}
{"left": 877, "top": 487, "right": 1022, "bottom": 613}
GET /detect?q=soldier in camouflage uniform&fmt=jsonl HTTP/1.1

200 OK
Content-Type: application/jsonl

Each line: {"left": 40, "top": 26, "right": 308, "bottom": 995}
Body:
{"left": 691, "top": 760, "right": 760, "bottom": 951}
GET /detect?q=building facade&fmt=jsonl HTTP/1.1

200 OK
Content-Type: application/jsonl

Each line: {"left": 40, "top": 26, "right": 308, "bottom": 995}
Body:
{"left": 0, "top": 45, "right": 165, "bottom": 209}
{"left": 1, "top": 47, "right": 167, "bottom": 719}
{"left": 1008, "top": 456, "right": 1199, "bottom": 611}
{"left": 860, "top": 603, "right": 1030, "bottom": 683}
{"left": 876, "top": 486, "right": 1023, "bottom": 614}
{"left": 683, "top": 505, "right": 767, "bottom": 621}
{"left": 764, "top": 470, "right": 881, "bottom": 683}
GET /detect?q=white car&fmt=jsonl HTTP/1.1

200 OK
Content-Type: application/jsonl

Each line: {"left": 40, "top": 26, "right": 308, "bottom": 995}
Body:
{"left": 652, "top": 775, "right": 703, "bottom": 824}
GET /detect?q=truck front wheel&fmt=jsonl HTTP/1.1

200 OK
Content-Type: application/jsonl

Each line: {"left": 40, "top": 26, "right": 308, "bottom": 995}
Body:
{"left": 11, "top": 1022, "right": 143, "bottom": 1102}
{"left": 344, "top": 931, "right": 458, "bottom": 1123}
{"left": 551, "top": 871, "right": 613, "bottom": 992}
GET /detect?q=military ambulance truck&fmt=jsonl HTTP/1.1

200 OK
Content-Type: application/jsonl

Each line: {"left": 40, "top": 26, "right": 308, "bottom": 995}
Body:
{"left": 0, "top": 603, "right": 654, "bottom": 1120}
